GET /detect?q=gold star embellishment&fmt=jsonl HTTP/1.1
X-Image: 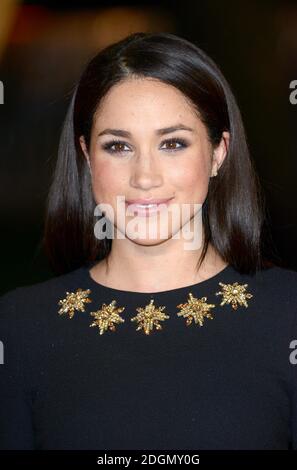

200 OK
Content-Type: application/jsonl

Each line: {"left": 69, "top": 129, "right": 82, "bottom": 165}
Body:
{"left": 176, "top": 292, "right": 216, "bottom": 327}
{"left": 215, "top": 282, "right": 253, "bottom": 310}
{"left": 58, "top": 288, "right": 92, "bottom": 319}
{"left": 89, "top": 300, "right": 125, "bottom": 335}
{"left": 131, "top": 299, "right": 169, "bottom": 335}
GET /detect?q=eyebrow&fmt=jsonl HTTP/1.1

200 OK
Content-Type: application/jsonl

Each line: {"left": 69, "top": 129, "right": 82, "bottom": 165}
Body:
{"left": 97, "top": 124, "right": 194, "bottom": 138}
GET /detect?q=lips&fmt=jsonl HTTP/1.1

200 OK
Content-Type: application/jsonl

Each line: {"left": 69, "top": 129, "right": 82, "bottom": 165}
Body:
{"left": 125, "top": 197, "right": 173, "bottom": 217}
{"left": 126, "top": 198, "right": 173, "bottom": 205}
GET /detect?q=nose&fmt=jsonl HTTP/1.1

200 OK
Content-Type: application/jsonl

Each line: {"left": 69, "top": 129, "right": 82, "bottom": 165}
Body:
{"left": 129, "top": 153, "right": 163, "bottom": 190}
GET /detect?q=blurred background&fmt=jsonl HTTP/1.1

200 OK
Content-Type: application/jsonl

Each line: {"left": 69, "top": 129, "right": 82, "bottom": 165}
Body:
{"left": 0, "top": 0, "right": 296, "bottom": 294}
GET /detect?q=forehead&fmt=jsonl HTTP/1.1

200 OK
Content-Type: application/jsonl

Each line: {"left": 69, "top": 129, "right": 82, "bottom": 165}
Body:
{"left": 94, "top": 77, "right": 198, "bottom": 125}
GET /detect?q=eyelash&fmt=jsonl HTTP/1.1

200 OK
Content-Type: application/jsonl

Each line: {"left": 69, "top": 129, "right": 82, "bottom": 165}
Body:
{"left": 101, "top": 137, "right": 189, "bottom": 155}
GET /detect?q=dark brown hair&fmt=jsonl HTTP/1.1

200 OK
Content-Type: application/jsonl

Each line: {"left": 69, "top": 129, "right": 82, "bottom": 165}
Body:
{"left": 43, "top": 31, "right": 276, "bottom": 275}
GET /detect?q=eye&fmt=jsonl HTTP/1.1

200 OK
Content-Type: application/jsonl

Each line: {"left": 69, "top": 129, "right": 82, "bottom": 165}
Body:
{"left": 101, "top": 137, "right": 189, "bottom": 156}
{"left": 101, "top": 140, "right": 130, "bottom": 155}
{"left": 160, "top": 137, "right": 189, "bottom": 152}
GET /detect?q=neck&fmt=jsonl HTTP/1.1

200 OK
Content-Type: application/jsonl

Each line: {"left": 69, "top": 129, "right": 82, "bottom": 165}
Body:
{"left": 90, "top": 225, "right": 227, "bottom": 293}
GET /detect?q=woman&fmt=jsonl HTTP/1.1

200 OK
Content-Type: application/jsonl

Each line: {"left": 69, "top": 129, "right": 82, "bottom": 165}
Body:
{"left": 0, "top": 31, "right": 297, "bottom": 450}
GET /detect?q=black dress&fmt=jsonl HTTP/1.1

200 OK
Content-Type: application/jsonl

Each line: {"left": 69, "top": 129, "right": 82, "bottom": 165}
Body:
{"left": 0, "top": 262, "right": 297, "bottom": 450}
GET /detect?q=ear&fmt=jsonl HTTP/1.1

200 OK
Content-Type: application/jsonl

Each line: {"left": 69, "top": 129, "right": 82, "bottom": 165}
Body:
{"left": 211, "top": 131, "right": 230, "bottom": 177}
{"left": 79, "top": 135, "right": 91, "bottom": 170}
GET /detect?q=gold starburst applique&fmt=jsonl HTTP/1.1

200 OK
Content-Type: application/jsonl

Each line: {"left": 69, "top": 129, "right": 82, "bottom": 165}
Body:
{"left": 131, "top": 299, "right": 169, "bottom": 335}
{"left": 176, "top": 292, "right": 216, "bottom": 327}
{"left": 89, "top": 300, "right": 125, "bottom": 335}
{"left": 58, "top": 288, "right": 92, "bottom": 319}
{"left": 215, "top": 282, "right": 253, "bottom": 310}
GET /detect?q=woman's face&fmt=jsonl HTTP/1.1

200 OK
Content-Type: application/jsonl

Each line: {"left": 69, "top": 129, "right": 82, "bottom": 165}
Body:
{"left": 80, "top": 77, "right": 229, "bottom": 246}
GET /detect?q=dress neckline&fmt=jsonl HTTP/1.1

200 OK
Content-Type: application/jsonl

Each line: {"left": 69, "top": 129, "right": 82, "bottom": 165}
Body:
{"left": 81, "top": 262, "right": 234, "bottom": 297}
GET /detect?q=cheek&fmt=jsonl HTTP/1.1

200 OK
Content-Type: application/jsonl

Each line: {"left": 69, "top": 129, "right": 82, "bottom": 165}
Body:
{"left": 91, "top": 160, "right": 125, "bottom": 203}
{"left": 169, "top": 158, "right": 210, "bottom": 200}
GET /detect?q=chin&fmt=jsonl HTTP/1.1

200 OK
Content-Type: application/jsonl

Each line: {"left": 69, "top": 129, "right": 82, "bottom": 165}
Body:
{"left": 128, "top": 236, "right": 170, "bottom": 247}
